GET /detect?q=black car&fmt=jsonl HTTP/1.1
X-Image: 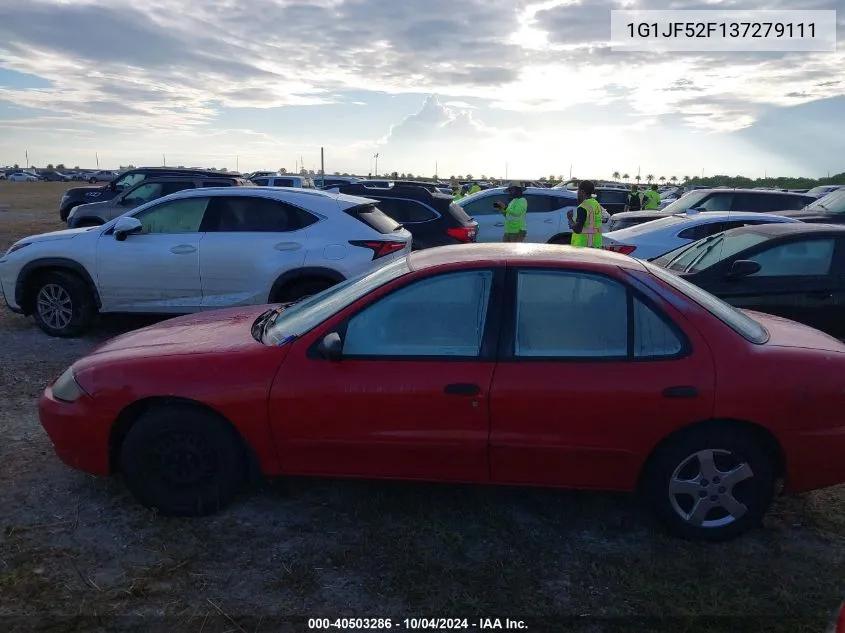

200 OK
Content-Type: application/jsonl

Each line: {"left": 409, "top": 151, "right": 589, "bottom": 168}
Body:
{"left": 66, "top": 176, "right": 243, "bottom": 228}
{"left": 652, "top": 223, "right": 845, "bottom": 338}
{"left": 595, "top": 187, "right": 629, "bottom": 215}
{"left": 330, "top": 183, "right": 478, "bottom": 249}
{"left": 58, "top": 167, "right": 247, "bottom": 221}
{"left": 608, "top": 188, "right": 818, "bottom": 232}
{"left": 771, "top": 188, "right": 845, "bottom": 224}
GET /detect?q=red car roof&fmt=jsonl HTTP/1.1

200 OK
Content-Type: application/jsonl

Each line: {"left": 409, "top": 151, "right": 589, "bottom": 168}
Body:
{"left": 407, "top": 243, "right": 648, "bottom": 272}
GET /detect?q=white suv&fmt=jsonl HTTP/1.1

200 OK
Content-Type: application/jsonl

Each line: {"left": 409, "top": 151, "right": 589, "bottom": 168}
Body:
{"left": 0, "top": 187, "right": 411, "bottom": 337}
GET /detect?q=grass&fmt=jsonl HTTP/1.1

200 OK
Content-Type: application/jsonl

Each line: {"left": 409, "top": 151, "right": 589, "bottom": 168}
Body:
{"left": 1, "top": 183, "right": 845, "bottom": 632}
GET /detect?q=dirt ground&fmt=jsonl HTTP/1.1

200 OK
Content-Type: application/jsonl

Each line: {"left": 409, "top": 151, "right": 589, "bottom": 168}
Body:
{"left": 1, "top": 181, "right": 844, "bottom": 633}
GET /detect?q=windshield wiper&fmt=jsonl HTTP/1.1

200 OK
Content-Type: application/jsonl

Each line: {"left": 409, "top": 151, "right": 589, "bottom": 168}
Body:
{"left": 251, "top": 308, "right": 278, "bottom": 342}
{"left": 684, "top": 235, "right": 725, "bottom": 272}
{"left": 259, "top": 294, "right": 315, "bottom": 342}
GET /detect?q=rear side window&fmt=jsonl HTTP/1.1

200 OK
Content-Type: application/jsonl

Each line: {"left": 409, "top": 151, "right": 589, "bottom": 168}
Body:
{"left": 597, "top": 190, "right": 628, "bottom": 205}
{"left": 163, "top": 181, "right": 197, "bottom": 195}
{"left": 206, "top": 196, "right": 318, "bottom": 232}
{"left": 202, "top": 180, "right": 233, "bottom": 188}
{"left": 274, "top": 178, "right": 295, "bottom": 186}
{"left": 375, "top": 199, "right": 438, "bottom": 223}
{"left": 780, "top": 195, "right": 816, "bottom": 210}
{"left": 345, "top": 203, "right": 402, "bottom": 234}
{"left": 524, "top": 195, "right": 555, "bottom": 213}
{"left": 253, "top": 178, "right": 270, "bottom": 186}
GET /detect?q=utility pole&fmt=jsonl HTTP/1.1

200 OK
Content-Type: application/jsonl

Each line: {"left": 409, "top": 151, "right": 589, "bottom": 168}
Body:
{"left": 236, "top": 156, "right": 239, "bottom": 172}
{"left": 374, "top": 153, "right": 379, "bottom": 176}
{"left": 95, "top": 152, "right": 99, "bottom": 169}
{"left": 162, "top": 154, "right": 166, "bottom": 166}
{"left": 320, "top": 147, "right": 325, "bottom": 188}
{"left": 25, "top": 149, "right": 29, "bottom": 168}
{"left": 505, "top": 162, "right": 508, "bottom": 180}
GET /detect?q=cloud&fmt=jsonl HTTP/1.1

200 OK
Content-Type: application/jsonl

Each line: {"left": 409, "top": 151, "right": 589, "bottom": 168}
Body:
{"left": 0, "top": 0, "right": 841, "bottom": 142}
{"left": 381, "top": 95, "right": 493, "bottom": 144}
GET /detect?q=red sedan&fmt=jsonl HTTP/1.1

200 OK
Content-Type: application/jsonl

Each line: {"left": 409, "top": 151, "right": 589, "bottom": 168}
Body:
{"left": 38, "top": 244, "right": 845, "bottom": 541}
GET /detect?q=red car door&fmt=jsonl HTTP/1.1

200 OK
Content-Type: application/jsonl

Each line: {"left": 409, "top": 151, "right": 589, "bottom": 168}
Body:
{"left": 268, "top": 267, "right": 503, "bottom": 482}
{"left": 489, "top": 266, "right": 716, "bottom": 490}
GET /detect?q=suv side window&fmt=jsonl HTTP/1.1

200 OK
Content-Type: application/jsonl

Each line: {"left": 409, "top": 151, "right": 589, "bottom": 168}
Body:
{"left": 135, "top": 197, "right": 211, "bottom": 234}
{"left": 375, "top": 198, "right": 438, "bottom": 223}
{"left": 113, "top": 172, "right": 146, "bottom": 191}
{"left": 597, "top": 190, "right": 628, "bottom": 205}
{"left": 253, "top": 178, "right": 270, "bottom": 186}
{"left": 462, "top": 194, "right": 508, "bottom": 216}
{"left": 202, "top": 180, "right": 232, "bottom": 188}
{"left": 731, "top": 193, "right": 772, "bottom": 212}
{"left": 523, "top": 195, "right": 553, "bottom": 213}
{"left": 696, "top": 193, "right": 733, "bottom": 211}
{"left": 209, "top": 196, "right": 319, "bottom": 232}
{"left": 123, "top": 182, "right": 164, "bottom": 205}
{"left": 777, "top": 194, "right": 813, "bottom": 210}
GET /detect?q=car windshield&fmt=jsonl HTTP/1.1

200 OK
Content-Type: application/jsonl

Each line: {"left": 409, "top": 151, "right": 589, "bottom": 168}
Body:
{"left": 806, "top": 186, "right": 837, "bottom": 196}
{"left": 263, "top": 257, "right": 411, "bottom": 345}
{"left": 642, "top": 262, "right": 769, "bottom": 344}
{"left": 657, "top": 230, "right": 769, "bottom": 273}
{"left": 660, "top": 190, "right": 710, "bottom": 214}
{"left": 806, "top": 189, "right": 845, "bottom": 214}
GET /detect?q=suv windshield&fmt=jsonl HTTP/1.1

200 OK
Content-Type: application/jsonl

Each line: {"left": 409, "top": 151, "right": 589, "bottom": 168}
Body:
{"left": 806, "top": 189, "right": 845, "bottom": 214}
{"left": 657, "top": 230, "right": 769, "bottom": 273}
{"left": 660, "top": 190, "right": 710, "bottom": 215}
{"left": 263, "top": 257, "right": 411, "bottom": 345}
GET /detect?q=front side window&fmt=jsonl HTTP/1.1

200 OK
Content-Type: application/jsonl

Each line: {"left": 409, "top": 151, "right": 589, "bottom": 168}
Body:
{"left": 343, "top": 271, "right": 494, "bottom": 357}
{"left": 748, "top": 238, "right": 834, "bottom": 276}
{"left": 697, "top": 193, "right": 733, "bottom": 211}
{"left": 135, "top": 197, "right": 210, "bottom": 234}
{"left": 253, "top": 178, "right": 270, "bottom": 186}
{"left": 114, "top": 172, "right": 145, "bottom": 190}
{"left": 462, "top": 194, "right": 508, "bottom": 216}
{"left": 524, "top": 195, "right": 553, "bottom": 213}
{"left": 123, "top": 182, "right": 163, "bottom": 205}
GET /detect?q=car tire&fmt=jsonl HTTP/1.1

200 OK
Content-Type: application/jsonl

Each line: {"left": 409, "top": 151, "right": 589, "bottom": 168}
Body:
{"left": 274, "top": 278, "right": 335, "bottom": 303}
{"left": 642, "top": 427, "right": 776, "bottom": 542}
{"left": 30, "top": 270, "right": 97, "bottom": 338}
{"left": 119, "top": 404, "right": 246, "bottom": 517}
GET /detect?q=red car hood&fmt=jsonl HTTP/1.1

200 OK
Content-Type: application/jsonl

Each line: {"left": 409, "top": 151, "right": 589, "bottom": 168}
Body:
{"left": 743, "top": 309, "right": 845, "bottom": 353}
{"left": 81, "top": 306, "right": 273, "bottom": 362}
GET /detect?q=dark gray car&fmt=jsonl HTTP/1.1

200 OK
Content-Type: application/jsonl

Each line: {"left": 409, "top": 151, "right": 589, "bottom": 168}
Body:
{"left": 66, "top": 176, "right": 241, "bottom": 228}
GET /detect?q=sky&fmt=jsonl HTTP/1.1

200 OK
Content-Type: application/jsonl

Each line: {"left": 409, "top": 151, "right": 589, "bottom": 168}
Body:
{"left": 0, "top": 0, "right": 842, "bottom": 179}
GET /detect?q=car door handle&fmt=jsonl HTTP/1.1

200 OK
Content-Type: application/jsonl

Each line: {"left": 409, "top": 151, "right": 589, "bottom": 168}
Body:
{"left": 494, "top": 222, "right": 503, "bottom": 227}
{"left": 444, "top": 383, "right": 481, "bottom": 396}
{"left": 544, "top": 219, "right": 553, "bottom": 223}
{"left": 274, "top": 242, "right": 302, "bottom": 251}
{"left": 170, "top": 245, "right": 196, "bottom": 254}
{"left": 662, "top": 386, "right": 698, "bottom": 398}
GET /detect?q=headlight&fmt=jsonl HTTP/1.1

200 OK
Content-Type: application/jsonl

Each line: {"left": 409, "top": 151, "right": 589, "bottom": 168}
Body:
{"left": 5, "top": 242, "right": 31, "bottom": 256}
{"left": 52, "top": 367, "right": 86, "bottom": 403}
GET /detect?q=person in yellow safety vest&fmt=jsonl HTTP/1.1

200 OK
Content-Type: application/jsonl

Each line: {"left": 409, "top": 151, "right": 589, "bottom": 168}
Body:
{"left": 568, "top": 180, "right": 603, "bottom": 248}
{"left": 493, "top": 182, "right": 528, "bottom": 242}
{"left": 468, "top": 182, "right": 482, "bottom": 195}
{"left": 642, "top": 184, "right": 661, "bottom": 210}
{"left": 452, "top": 185, "right": 464, "bottom": 201}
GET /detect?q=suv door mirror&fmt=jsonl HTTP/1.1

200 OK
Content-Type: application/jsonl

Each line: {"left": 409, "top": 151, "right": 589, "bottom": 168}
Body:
{"left": 317, "top": 332, "right": 343, "bottom": 360}
{"left": 727, "top": 259, "right": 761, "bottom": 279}
{"left": 113, "top": 216, "right": 143, "bottom": 241}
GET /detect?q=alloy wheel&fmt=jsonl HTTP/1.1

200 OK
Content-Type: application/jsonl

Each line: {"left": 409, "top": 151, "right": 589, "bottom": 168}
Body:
{"left": 36, "top": 284, "right": 73, "bottom": 331}
{"left": 668, "top": 448, "right": 754, "bottom": 529}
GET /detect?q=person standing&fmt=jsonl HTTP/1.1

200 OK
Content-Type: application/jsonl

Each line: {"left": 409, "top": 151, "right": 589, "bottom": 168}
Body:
{"left": 568, "top": 180, "right": 603, "bottom": 248}
{"left": 494, "top": 182, "right": 528, "bottom": 242}
{"left": 628, "top": 184, "right": 643, "bottom": 211}
{"left": 643, "top": 184, "right": 661, "bottom": 210}
{"left": 452, "top": 184, "right": 464, "bottom": 201}
{"left": 468, "top": 182, "right": 482, "bottom": 195}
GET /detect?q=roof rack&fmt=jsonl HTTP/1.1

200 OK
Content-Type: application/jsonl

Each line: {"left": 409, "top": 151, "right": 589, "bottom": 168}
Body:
{"left": 334, "top": 182, "right": 445, "bottom": 199}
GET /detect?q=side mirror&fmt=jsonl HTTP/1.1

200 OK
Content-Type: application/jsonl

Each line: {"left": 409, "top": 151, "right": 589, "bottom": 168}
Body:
{"left": 113, "top": 216, "right": 142, "bottom": 241}
{"left": 317, "top": 332, "right": 343, "bottom": 360}
{"left": 727, "top": 259, "right": 761, "bottom": 279}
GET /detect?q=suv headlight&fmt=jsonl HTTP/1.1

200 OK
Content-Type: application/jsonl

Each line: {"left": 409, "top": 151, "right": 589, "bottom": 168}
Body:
{"left": 52, "top": 367, "right": 86, "bottom": 403}
{"left": 4, "top": 242, "right": 31, "bottom": 256}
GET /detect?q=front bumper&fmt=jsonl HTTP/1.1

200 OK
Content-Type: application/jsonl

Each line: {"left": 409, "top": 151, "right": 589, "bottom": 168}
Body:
{"left": 38, "top": 385, "right": 113, "bottom": 476}
{"left": 0, "top": 273, "right": 21, "bottom": 312}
